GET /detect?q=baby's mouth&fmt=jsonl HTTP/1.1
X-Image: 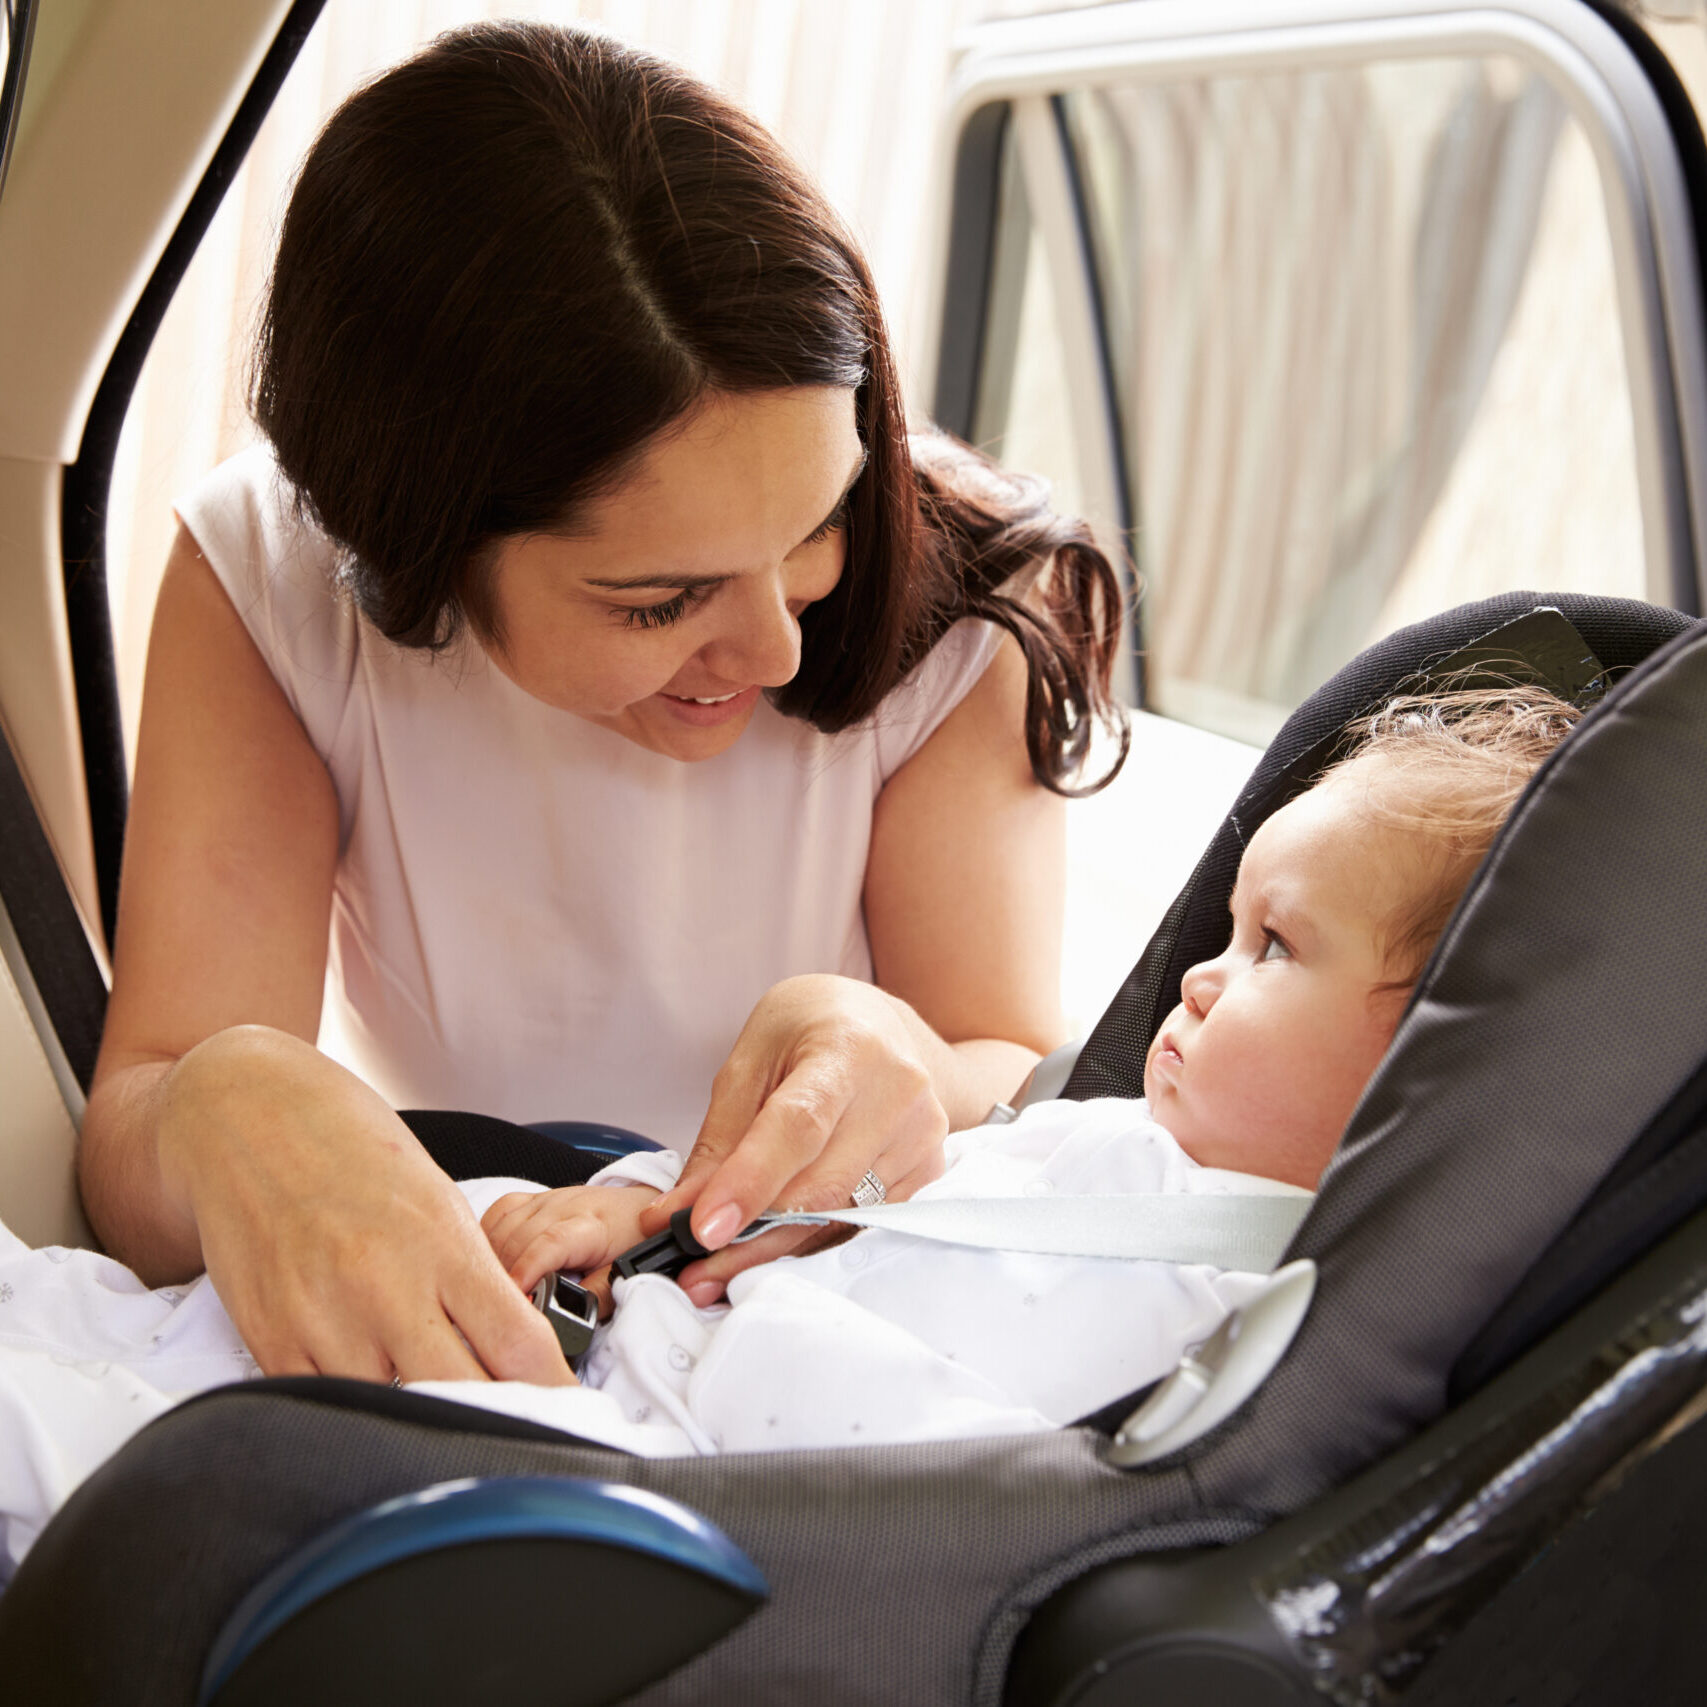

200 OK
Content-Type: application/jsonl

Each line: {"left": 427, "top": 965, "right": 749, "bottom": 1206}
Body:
{"left": 1150, "top": 1031, "right": 1185, "bottom": 1083}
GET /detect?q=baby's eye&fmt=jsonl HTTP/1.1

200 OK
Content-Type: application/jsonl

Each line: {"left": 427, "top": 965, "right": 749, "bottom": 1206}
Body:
{"left": 1259, "top": 931, "right": 1291, "bottom": 963}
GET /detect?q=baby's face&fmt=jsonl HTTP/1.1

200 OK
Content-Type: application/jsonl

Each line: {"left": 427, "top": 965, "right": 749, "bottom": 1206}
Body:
{"left": 1143, "top": 760, "right": 1425, "bottom": 1188}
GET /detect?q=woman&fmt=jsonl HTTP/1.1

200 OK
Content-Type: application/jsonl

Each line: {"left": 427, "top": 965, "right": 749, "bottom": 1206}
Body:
{"left": 78, "top": 22, "right": 1126, "bottom": 1388}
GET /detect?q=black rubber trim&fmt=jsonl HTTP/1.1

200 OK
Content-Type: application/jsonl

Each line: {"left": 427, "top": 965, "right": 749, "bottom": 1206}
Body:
{"left": 60, "top": 0, "right": 331, "bottom": 949}
{"left": 1582, "top": 1, "right": 1707, "bottom": 614}
{"left": 1050, "top": 93, "right": 1144, "bottom": 705}
{"left": 932, "top": 100, "right": 1012, "bottom": 440}
{"left": 0, "top": 9, "right": 94, "bottom": 1094}
{"left": 0, "top": 714, "right": 104, "bottom": 1089}
{"left": 0, "top": 0, "right": 38, "bottom": 209}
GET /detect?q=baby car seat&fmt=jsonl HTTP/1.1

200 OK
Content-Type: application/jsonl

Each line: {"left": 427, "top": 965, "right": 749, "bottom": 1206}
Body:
{"left": 1, "top": 590, "right": 1705, "bottom": 1706}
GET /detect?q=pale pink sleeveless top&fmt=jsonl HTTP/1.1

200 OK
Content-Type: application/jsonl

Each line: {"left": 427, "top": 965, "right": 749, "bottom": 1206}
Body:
{"left": 178, "top": 447, "right": 999, "bottom": 1148}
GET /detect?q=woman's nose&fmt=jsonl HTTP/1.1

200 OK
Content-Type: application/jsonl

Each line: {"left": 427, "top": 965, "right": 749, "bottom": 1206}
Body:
{"left": 703, "top": 576, "right": 803, "bottom": 688}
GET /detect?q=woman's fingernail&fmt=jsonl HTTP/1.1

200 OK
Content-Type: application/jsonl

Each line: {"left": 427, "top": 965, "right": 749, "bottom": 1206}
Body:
{"left": 685, "top": 1280, "right": 721, "bottom": 1308}
{"left": 695, "top": 1202, "right": 743, "bottom": 1249}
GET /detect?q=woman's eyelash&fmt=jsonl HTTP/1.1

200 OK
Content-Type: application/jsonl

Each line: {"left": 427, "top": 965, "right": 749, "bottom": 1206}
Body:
{"left": 616, "top": 502, "right": 847, "bottom": 628}
{"left": 803, "top": 498, "right": 850, "bottom": 546}
{"left": 619, "top": 584, "right": 713, "bottom": 630}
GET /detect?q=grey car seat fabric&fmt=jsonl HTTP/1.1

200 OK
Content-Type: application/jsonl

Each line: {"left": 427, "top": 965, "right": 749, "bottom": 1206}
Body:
{"left": 3, "top": 592, "right": 1705, "bottom": 1706}
{"left": 2, "top": 1384, "right": 1263, "bottom": 1707}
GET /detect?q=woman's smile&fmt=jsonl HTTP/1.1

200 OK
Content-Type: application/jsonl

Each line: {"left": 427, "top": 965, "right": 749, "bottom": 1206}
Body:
{"left": 657, "top": 684, "right": 762, "bottom": 726}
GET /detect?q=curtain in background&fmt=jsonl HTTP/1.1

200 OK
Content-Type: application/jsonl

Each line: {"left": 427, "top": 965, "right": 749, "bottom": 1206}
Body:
{"left": 1075, "top": 60, "right": 1642, "bottom": 742}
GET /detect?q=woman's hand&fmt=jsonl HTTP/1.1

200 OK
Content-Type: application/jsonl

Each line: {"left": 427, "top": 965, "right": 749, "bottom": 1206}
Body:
{"left": 482, "top": 1184, "right": 660, "bottom": 1314}
{"left": 638, "top": 974, "right": 953, "bottom": 1303}
{"left": 152, "top": 1026, "right": 572, "bottom": 1387}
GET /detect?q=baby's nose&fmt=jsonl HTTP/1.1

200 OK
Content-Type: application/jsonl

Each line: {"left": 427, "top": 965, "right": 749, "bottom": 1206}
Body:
{"left": 1179, "top": 954, "right": 1228, "bottom": 1016}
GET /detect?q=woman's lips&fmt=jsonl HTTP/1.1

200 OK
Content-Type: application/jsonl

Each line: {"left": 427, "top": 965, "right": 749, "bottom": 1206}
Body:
{"left": 656, "top": 684, "right": 761, "bottom": 727}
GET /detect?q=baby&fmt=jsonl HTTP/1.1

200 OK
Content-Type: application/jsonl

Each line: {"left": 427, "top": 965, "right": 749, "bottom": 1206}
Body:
{"left": 465, "top": 681, "right": 1581, "bottom": 1447}
{"left": 0, "top": 683, "right": 1579, "bottom": 1575}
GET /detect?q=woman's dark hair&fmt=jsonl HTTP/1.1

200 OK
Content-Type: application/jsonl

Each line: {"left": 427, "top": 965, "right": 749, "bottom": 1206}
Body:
{"left": 252, "top": 21, "right": 1128, "bottom": 794}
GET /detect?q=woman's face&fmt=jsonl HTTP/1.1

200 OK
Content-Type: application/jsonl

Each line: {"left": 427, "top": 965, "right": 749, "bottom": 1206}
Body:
{"left": 483, "top": 386, "right": 864, "bottom": 761}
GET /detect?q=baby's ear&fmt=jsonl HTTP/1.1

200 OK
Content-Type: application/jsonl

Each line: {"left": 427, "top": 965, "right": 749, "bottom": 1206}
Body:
{"left": 1368, "top": 977, "right": 1414, "bottom": 1028}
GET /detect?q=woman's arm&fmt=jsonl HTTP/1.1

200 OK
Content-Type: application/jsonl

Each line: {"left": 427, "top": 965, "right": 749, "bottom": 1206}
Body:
{"left": 642, "top": 633, "right": 1069, "bottom": 1296}
{"left": 864, "top": 628, "right": 1068, "bottom": 1111}
{"left": 81, "top": 528, "right": 565, "bottom": 1384}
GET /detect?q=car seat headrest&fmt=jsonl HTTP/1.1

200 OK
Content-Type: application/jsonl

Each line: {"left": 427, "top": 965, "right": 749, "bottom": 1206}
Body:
{"left": 1065, "top": 591, "right": 1695, "bottom": 1101}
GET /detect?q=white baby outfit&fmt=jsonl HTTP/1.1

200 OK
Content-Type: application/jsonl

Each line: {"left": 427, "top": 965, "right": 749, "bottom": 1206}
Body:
{"left": 0, "top": 1098, "right": 1298, "bottom": 1579}
{"left": 177, "top": 447, "right": 1000, "bottom": 1145}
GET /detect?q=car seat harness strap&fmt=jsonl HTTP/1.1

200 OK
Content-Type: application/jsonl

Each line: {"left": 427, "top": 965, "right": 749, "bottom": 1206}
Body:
{"left": 608, "top": 1195, "right": 1321, "bottom": 1467}
{"left": 613, "top": 1189, "right": 1312, "bottom": 1281}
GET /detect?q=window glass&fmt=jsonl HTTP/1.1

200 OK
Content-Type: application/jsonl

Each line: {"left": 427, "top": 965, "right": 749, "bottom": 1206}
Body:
{"left": 983, "top": 56, "right": 1647, "bottom": 744}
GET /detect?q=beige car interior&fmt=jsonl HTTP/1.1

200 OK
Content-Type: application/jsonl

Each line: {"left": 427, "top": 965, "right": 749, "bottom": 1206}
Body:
{"left": 0, "top": 1, "right": 292, "bottom": 1247}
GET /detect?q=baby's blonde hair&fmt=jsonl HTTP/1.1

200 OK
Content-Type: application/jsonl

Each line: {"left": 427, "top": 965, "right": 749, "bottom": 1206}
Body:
{"left": 1323, "top": 682, "right": 1583, "bottom": 985}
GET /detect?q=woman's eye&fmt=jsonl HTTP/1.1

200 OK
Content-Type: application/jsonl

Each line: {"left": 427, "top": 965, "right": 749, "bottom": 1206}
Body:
{"left": 1259, "top": 931, "right": 1291, "bottom": 963}
{"left": 618, "top": 585, "right": 712, "bottom": 630}
{"left": 802, "top": 498, "right": 850, "bottom": 547}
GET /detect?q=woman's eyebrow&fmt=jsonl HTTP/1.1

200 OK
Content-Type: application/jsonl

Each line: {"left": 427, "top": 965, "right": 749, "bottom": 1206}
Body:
{"left": 583, "top": 568, "right": 736, "bottom": 591}
{"left": 585, "top": 444, "right": 869, "bottom": 591}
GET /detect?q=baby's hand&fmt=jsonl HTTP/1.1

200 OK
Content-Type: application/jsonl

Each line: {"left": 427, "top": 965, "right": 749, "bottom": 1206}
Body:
{"left": 481, "top": 1185, "right": 660, "bottom": 1314}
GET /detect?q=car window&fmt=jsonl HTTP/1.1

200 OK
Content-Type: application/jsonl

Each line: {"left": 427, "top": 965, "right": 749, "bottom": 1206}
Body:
{"left": 933, "top": 5, "right": 1707, "bottom": 745}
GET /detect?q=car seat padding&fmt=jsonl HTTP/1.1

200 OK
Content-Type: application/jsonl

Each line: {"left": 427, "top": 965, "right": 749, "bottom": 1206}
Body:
{"left": 1450, "top": 1049, "right": 1707, "bottom": 1398}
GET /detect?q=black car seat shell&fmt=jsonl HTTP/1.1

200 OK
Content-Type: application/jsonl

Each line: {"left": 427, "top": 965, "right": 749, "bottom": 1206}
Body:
{"left": 1, "top": 591, "right": 1705, "bottom": 1705}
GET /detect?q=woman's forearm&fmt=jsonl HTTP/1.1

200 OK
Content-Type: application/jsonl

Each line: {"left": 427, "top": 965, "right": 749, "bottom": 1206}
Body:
{"left": 79, "top": 1052, "right": 203, "bottom": 1285}
{"left": 79, "top": 1024, "right": 367, "bottom": 1286}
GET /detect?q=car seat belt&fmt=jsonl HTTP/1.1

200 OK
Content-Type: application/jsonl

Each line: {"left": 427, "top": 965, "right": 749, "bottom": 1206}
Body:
{"left": 615, "top": 1185, "right": 1312, "bottom": 1280}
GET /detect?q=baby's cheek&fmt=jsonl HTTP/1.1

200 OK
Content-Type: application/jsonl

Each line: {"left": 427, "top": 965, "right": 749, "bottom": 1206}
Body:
{"left": 1340, "top": 996, "right": 1407, "bottom": 1095}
